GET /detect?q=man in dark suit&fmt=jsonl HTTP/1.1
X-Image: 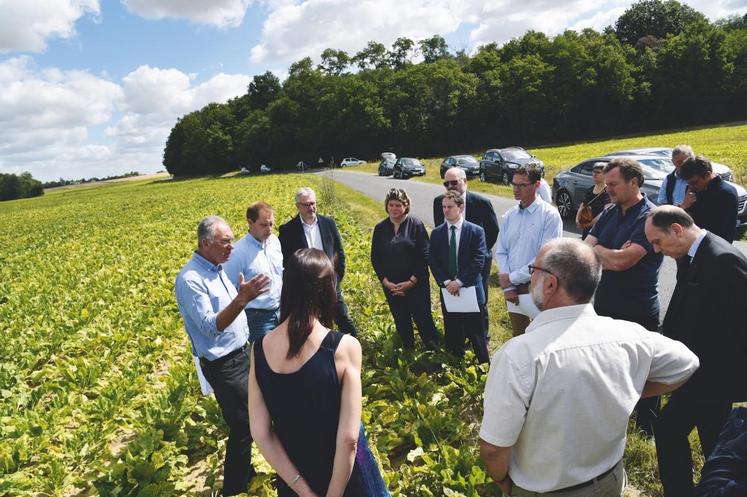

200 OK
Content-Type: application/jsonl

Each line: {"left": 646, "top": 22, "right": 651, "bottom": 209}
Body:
{"left": 278, "top": 187, "right": 357, "bottom": 336}
{"left": 434, "top": 167, "right": 499, "bottom": 337}
{"left": 680, "top": 155, "right": 739, "bottom": 243}
{"left": 645, "top": 205, "right": 747, "bottom": 497}
{"left": 429, "top": 190, "right": 489, "bottom": 363}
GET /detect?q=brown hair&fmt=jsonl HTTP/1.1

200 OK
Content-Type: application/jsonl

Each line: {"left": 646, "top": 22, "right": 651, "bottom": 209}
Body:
{"left": 246, "top": 201, "right": 272, "bottom": 222}
{"left": 442, "top": 189, "right": 464, "bottom": 206}
{"left": 384, "top": 188, "right": 411, "bottom": 214}
{"left": 514, "top": 164, "right": 542, "bottom": 183}
{"left": 604, "top": 158, "right": 644, "bottom": 187}
{"left": 679, "top": 155, "right": 713, "bottom": 180}
{"left": 280, "top": 248, "right": 337, "bottom": 358}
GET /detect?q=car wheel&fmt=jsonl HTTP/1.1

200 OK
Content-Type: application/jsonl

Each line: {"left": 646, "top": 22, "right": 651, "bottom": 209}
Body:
{"left": 556, "top": 190, "right": 574, "bottom": 219}
{"left": 501, "top": 170, "right": 509, "bottom": 185}
{"left": 394, "top": 169, "right": 400, "bottom": 179}
{"left": 479, "top": 171, "right": 486, "bottom": 182}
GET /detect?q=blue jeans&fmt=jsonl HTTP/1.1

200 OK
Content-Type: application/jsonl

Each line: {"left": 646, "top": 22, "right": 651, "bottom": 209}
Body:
{"left": 245, "top": 308, "right": 279, "bottom": 343}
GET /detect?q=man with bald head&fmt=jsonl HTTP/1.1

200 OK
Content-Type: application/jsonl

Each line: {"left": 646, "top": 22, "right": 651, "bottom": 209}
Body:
{"left": 645, "top": 205, "right": 747, "bottom": 497}
{"left": 479, "top": 238, "right": 699, "bottom": 497}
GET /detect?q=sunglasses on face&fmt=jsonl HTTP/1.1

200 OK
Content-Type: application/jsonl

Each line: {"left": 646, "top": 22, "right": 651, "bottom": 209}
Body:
{"left": 443, "top": 180, "right": 461, "bottom": 187}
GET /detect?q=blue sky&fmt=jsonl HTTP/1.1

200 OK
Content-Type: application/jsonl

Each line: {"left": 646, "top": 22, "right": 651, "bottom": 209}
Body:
{"left": 0, "top": 0, "right": 744, "bottom": 181}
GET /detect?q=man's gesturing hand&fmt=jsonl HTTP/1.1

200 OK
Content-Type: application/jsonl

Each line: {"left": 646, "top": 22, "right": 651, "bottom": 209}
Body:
{"left": 237, "top": 273, "right": 271, "bottom": 304}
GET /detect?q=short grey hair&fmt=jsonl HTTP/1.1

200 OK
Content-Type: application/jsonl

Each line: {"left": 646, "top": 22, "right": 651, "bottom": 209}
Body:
{"left": 295, "top": 187, "right": 316, "bottom": 203}
{"left": 672, "top": 145, "right": 694, "bottom": 160}
{"left": 197, "top": 215, "right": 228, "bottom": 247}
{"left": 446, "top": 167, "right": 466, "bottom": 179}
{"left": 541, "top": 239, "right": 601, "bottom": 303}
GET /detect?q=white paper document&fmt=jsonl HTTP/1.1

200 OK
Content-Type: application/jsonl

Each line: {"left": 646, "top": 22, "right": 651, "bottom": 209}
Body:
{"left": 506, "top": 294, "right": 541, "bottom": 319}
{"left": 441, "top": 286, "right": 480, "bottom": 313}
{"left": 193, "top": 355, "right": 214, "bottom": 396}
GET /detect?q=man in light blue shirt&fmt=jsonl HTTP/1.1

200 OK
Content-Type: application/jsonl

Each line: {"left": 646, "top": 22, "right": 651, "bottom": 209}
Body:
{"left": 658, "top": 144, "right": 695, "bottom": 207}
{"left": 495, "top": 165, "right": 563, "bottom": 336}
{"left": 175, "top": 215, "right": 269, "bottom": 495}
{"left": 223, "top": 201, "right": 283, "bottom": 341}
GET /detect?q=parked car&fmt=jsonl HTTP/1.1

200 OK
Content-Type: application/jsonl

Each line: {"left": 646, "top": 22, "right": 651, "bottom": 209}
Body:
{"left": 605, "top": 147, "right": 733, "bottom": 182}
{"left": 260, "top": 164, "right": 272, "bottom": 174}
{"left": 340, "top": 157, "right": 366, "bottom": 167}
{"left": 379, "top": 158, "right": 396, "bottom": 176}
{"left": 479, "top": 147, "right": 545, "bottom": 184}
{"left": 552, "top": 155, "right": 747, "bottom": 233}
{"left": 296, "top": 161, "right": 308, "bottom": 172}
{"left": 381, "top": 152, "right": 396, "bottom": 162}
{"left": 440, "top": 155, "right": 480, "bottom": 178}
{"left": 393, "top": 158, "right": 425, "bottom": 179}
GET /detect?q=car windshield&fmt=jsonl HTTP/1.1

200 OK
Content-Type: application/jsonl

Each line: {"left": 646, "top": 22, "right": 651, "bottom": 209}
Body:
{"left": 456, "top": 156, "right": 477, "bottom": 165}
{"left": 501, "top": 149, "right": 531, "bottom": 161}
{"left": 402, "top": 158, "right": 421, "bottom": 166}
{"left": 638, "top": 158, "right": 674, "bottom": 179}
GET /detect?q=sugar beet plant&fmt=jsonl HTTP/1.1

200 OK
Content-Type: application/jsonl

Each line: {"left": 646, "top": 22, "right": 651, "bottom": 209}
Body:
{"left": 0, "top": 174, "right": 499, "bottom": 497}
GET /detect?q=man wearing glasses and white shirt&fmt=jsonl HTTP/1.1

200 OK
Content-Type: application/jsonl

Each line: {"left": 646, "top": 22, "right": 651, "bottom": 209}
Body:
{"left": 494, "top": 165, "right": 562, "bottom": 336}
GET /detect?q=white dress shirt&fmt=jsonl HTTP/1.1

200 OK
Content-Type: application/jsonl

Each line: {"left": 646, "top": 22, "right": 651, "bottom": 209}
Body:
{"left": 494, "top": 197, "right": 563, "bottom": 286}
{"left": 302, "top": 216, "right": 323, "bottom": 250}
{"left": 479, "top": 303, "right": 699, "bottom": 493}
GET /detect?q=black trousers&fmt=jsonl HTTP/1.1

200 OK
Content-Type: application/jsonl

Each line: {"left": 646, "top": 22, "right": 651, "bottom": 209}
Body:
{"left": 335, "top": 286, "right": 357, "bottom": 336}
{"left": 440, "top": 297, "right": 489, "bottom": 363}
{"left": 655, "top": 391, "right": 732, "bottom": 497}
{"left": 384, "top": 281, "right": 439, "bottom": 349}
{"left": 595, "top": 305, "right": 660, "bottom": 437}
{"left": 200, "top": 347, "right": 254, "bottom": 496}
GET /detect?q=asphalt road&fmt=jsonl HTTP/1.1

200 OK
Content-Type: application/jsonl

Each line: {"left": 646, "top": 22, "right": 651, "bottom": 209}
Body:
{"left": 321, "top": 169, "right": 747, "bottom": 320}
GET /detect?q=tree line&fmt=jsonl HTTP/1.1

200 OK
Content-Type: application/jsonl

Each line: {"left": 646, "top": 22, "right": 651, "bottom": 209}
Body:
{"left": 163, "top": 1, "right": 747, "bottom": 176}
{"left": 0, "top": 173, "right": 44, "bottom": 201}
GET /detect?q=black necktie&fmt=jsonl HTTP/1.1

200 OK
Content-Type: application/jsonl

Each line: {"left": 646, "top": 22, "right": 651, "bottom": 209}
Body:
{"left": 448, "top": 226, "right": 458, "bottom": 278}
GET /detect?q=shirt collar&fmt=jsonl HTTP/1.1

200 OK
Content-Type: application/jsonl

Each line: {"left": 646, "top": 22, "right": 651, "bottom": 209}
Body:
{"left": 301, "top": 215, "right": 318, "bottom": 228}
{"left": 520, "top": 197, "right": 541, "bottom": 213}
{"left": 525, "top": 303, "right": 596, "bottom": 333}
{"left": 192, "top": 251, "right": 222, "bottom": 272}
{"left": 688, "top": 229, "right": 708, "bottom": 260}
{"left": 247, "top": 231, "right": 265, "bottom": 249}
{"left": 447, "top": 218, "right": 464, "bottom": 230}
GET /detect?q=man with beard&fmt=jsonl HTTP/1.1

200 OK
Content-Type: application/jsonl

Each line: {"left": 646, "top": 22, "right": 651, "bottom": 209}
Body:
{"left": 479, "top": 238, "right": 699, "bottom": 497}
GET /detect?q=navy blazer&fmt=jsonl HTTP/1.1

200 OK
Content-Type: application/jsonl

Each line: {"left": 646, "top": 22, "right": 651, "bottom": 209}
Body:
{"left": 663, "top": 233, "right": 747, "bottom": 402}
{"left": 278, "top": 214, "right": 346, "bottom": 281}
{"left": 433, "top": 191, "right": 499, "bottom": 250}
{"left": 428, "top": 220, "right": 487, "bottom": 305}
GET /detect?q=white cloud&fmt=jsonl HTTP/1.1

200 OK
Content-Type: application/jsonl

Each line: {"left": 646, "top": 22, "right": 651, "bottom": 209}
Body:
{"left": 0, "top": 57, "right": 251, "bottom": 180}
{"left": 0, "top": 0, "right": 99, "bottom": 53}
{"left": 122, "top": 0, "right": 253, "bottom": 28}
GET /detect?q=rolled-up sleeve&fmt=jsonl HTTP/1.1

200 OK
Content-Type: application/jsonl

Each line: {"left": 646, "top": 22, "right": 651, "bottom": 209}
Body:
{"left": 647, "top": 333, "right": 700, "bottom": 385}
{"left": 480, "top": 346, "right": 530, "bottom": 447}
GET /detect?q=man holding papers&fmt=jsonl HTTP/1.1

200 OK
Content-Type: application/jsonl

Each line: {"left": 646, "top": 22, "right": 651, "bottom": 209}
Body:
{"left": 495, "top": 164, "right": 563, "bottom": 336}
{"left": 429, "top": 190, "right": 489, "bottom": 363}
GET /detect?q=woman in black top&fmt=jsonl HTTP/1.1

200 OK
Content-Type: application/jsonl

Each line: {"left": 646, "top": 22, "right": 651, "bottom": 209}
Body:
{"left": 371, "top": 188, "right": 439, "bottom": 349}
{"left": 249, "top": 249, "right": 389, "bottom": 497}
{"left": 576, "top": 162, "right": 611, "bottom": 239}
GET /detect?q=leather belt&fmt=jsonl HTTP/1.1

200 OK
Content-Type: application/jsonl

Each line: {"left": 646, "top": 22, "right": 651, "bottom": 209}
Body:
{"left": 552, "top": 460, "right": 620, "bottom": 493}
{"left": 199, "top": 343, "right": 247, "bottom": 369}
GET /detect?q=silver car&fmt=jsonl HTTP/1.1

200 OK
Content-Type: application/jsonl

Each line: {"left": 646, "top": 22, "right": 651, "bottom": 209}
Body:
{"left": 552, "top": 155, "right": 747, "bottom": 233}
{"left": 606, "top": 147, "right": 733, "bottom": 182}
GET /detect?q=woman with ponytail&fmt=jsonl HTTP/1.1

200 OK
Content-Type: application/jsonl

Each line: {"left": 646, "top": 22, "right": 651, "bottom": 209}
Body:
{"left": 249, "top": 248, "right": 389, "bottom": 497}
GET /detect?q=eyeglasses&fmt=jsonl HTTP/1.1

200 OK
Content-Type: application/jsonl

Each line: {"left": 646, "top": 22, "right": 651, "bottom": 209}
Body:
{"left": 528, "top": 264, "right": 554, "bottom": 277}
{"left": 213, "top": 237, "right": 234, "bottom": 247}
{"left": 511, "top": 182, "right": 533, "bottom": 188}
{"left": 443, "top": 180, "right": 462, "bottom": 187}
{"left": 299, "top": 201, "right": 316, "bottom": 207}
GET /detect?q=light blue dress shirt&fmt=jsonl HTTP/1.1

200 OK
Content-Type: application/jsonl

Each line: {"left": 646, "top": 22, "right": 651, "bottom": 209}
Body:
{"left": 658, "top": 172, "right": 688, "bottom": 205}
{"left": 222, "top": 232, "right": 283, "bottom": 310}
{"left": 495, "top": 198, "right": 563, "bottom": 286}
{"left": 175, "top": 252, "right": 249, "bottom": 361}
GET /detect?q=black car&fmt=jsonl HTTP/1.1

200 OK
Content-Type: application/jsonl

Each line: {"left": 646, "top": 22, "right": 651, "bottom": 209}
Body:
{"left": 479, "top": 147, "right": 544, "bottom": 184}
{"left": 440, "top": 155, "right": 480, "bottom": 178}
{"left": 393, "top": 158, "right": 425, "bottom": 179}
{"left": 378, "top": 158, "right": 396, "bottom": 176}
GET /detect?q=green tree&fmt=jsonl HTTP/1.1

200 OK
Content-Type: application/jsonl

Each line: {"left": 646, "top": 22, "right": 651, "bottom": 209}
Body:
{"left": 353, "top": 42, "right": 388, "bottom": 70}
{"left": 247, "top": 71, "right": 282, "bottom": 110}
{"left": 615, "top": 0, "right": 707, "bottom": 46}
{"left": 318, "top": 48, "right": 350, "bottom": 75}
{"left": 419, "top": 35, "right": 450, "bottom": 63}
{"left": 388, "top": 37, "right": 415, "bottom": 69}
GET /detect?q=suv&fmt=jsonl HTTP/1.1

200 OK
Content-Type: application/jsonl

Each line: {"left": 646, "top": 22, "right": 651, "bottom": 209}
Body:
{"left": 392, "top": 158, "right": 425, "bottom": 179}
{"left": 440, "top": 155, "right": 480, "bottom": 178}
{"left": 479, "top": 147, "right": 544, "bottom": 184}
{"left": 340, "top": 157, "right": 365, "bottom": 167}
{"left": 605, "top": 148, "right": 733, "bottom": 182}
{"left": 378, "top": 152, "right": 396, "bottom": 176}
